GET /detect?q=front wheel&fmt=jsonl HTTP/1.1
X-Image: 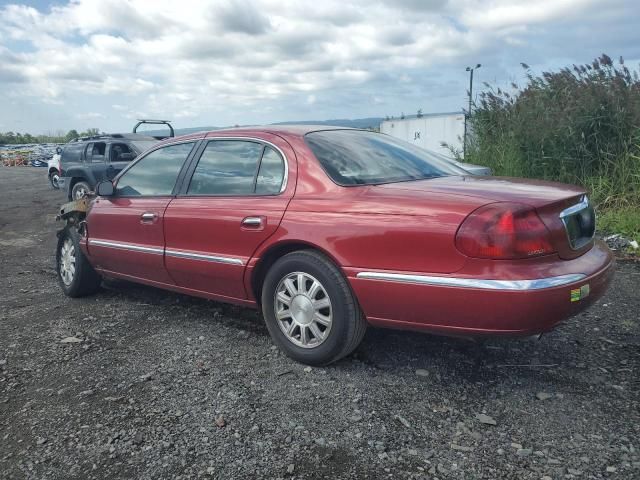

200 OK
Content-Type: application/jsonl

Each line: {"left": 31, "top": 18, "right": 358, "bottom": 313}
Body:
{"left": 261, "top": 250, "right": 367, "bottom": 365}
{"left": 71, "top": 181, "right": 90, "bottom": 200}
{"left": 49, "top": 170, "right": 60, "bottom": 189}
{"left": 56, "top": 226, "right": 102, "bottom": 297}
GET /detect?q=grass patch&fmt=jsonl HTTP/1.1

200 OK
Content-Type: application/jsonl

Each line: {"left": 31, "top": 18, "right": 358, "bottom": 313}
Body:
{"left": 597, "top": 207, "right": 640, "bottom": 240}
{"left": 461, "top": 55, "right": 640, "bottom": 238}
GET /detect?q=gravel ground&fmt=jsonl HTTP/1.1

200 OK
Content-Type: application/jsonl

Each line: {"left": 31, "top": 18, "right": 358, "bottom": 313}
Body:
{"left": 1, "top": 167, "right": 639, "bottom": 480}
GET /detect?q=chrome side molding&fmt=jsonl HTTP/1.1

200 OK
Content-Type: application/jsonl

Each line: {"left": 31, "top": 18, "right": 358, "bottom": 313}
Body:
{"left": 355, "top": 271, "right": 587, "bottom": 291}
{"left": 89, "top": 239, "right": 164, "bottom": 255}
{"left": 89, "top": 239, "right": 244, "bottom": 265}
{"left": 165, "top": 249, "right": 244, "bottom": 265}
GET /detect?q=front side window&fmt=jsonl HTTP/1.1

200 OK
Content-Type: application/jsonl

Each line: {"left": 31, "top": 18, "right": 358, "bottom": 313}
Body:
{"left": 187, "top": 141, "right": 285, "bottom": 195}
{"left": 115, "top": 142, "right": 195, "bottom": 196}
{"left": 305, "top": 130, "right": 467, "bottom": 186}
{"left": 110, "top": 143, "right": 134, "bottom": 162}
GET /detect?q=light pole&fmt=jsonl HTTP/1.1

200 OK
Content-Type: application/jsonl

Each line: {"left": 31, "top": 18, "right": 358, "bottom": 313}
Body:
{"left": 463, "top": 63, "right": 481, "bottom": 156}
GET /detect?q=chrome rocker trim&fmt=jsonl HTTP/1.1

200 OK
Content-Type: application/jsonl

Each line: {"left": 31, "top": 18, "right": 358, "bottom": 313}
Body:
{"left": 89, "top": 239, "right": 244, "bottom": 265}
{"left": 355, "top": 272, "right": 587, "bottom": 291}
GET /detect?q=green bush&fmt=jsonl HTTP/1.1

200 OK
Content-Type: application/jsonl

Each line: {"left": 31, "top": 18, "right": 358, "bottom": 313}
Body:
{"left": 465, "top": 54, "right": 640, "bottom": 238}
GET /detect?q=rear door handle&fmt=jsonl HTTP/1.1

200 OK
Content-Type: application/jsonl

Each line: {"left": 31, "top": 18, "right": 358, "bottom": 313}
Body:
{"left": 140, "top": 212, "right": 157, "bottom": 223}
{"left": 241, "top": 216, "right": 264, "bottom": 229}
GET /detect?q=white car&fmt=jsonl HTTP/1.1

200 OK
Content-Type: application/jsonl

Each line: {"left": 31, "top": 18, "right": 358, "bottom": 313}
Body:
{"left": 47, "top": 148, "right": 62, "bottom": 189}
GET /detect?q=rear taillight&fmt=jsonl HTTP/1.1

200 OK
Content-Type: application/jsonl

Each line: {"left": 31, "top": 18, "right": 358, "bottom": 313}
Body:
{"left": 455, "top": 203, "right": 555, "bottom": 259}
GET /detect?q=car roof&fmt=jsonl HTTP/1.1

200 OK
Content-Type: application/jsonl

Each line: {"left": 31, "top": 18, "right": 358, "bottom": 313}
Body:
{"left": 68, "top": 133, "right": 159, "bottom": 144}
{"left": 156, "top": 125, "right": 362, "bottom": 146}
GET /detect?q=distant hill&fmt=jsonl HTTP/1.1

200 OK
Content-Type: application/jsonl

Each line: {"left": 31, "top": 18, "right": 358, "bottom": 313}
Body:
{"left": 137, "top": 126, "right": 222, "bottom": 137}
{"left": 140, "top": 117, "right": 384, "bottom": 136}
{"left": 272, "top": 117, "right": 384, "bottom": 129}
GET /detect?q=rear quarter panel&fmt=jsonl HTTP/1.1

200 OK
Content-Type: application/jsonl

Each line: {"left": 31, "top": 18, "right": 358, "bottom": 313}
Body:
{"left": 262, "top": 190, "right": 485, "bottom": 274}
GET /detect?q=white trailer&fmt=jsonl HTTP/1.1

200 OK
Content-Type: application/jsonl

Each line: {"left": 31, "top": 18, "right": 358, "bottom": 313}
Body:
{"left": 379, "top": 112, "right": 465, "bottom": 157}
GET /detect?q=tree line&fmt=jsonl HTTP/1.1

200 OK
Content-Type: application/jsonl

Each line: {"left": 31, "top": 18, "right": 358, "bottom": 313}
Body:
{"left": 0, "top": 128, "right": 101, "bottom": 145}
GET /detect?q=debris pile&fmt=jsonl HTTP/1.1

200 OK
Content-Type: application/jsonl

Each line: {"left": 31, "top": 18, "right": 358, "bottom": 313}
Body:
{"left": 604, "top": 233, "right": 639, "bottom": 253}
{"left": 0, "top": 143, "right": 61, "bottom": 167}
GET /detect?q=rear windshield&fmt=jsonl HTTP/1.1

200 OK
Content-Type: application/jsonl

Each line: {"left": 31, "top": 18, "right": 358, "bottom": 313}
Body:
{"left": 305, "top": 130, "right": 466, "bottom": 186}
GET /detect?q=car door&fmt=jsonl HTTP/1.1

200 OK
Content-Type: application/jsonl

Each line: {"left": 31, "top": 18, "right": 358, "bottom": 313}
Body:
{"left": 163, "top": 134, "right": 295, "bottom": 300}
{"left": 86, "top": 140, "right": 199, "bottom": 284}
{"left": 84, "top": 141, "right": 108, "bottom": 184}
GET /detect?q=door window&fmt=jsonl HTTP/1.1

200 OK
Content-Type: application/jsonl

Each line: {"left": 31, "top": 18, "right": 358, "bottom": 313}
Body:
{"left": 187, "top": 141, "right": 285, "bottom": 195}
{"left": 255, "top": 147, "right": 285, "bottom": 195}
{"left": 85, "top": 142, "right": 106, "bottom": 163}
{"left": 115, "top": 142, "right": 195, "bottom": 196}
{"left": 110, "top": 143, "right": 135, "bottom": 162}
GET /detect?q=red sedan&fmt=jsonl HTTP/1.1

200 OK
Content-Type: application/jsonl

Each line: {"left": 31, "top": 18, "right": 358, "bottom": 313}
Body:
{"left": 56, "top": 126, "right": 614, "bottom": 365}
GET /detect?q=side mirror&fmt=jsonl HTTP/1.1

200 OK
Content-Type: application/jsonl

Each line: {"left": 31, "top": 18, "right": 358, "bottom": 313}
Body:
{"left": 56, "top": 147, "right": 62, "bottom": 154}
{"left": 96, "top": 181, "right": 114, "bottom": 196}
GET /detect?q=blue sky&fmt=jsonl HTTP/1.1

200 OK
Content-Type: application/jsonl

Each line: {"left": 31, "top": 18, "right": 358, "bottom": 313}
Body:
{"left": 0, "top": 0, "right": 638, "bottom": 134}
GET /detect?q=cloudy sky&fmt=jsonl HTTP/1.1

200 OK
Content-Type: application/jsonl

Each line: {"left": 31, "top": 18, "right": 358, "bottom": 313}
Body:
{"left": 0, "top": 0, "right": 638, "bottom": 134}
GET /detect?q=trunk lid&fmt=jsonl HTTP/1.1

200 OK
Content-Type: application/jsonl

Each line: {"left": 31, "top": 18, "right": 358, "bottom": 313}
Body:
{"left": 374, "top": 176, "right": 595, "bottom": 259}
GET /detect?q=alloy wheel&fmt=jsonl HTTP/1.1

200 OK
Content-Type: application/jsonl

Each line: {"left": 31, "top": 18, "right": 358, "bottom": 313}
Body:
{"left": 274, "top": 271, "right": 333, "bottom": 348}
{"left": 59, "top": 237, "right": 76, "bottom": 286}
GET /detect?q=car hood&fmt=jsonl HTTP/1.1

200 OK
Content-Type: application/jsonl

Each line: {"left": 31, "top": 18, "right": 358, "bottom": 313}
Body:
{"left": 372, "top": 175, "right": 585, "bottom": 208}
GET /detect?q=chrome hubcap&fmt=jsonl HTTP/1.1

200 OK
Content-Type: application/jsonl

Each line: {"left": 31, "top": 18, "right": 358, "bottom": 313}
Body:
{"left": 59, "top": 238, "right": 76, "bottom": 286}
{"left": 275, "top": 272, "right": 332, "bottom": 349}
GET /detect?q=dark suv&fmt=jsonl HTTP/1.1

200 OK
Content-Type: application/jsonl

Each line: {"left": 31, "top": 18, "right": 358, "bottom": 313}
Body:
{"left": 59, "top": 121, "right": 174, "bottom": 200}
{"left": 59, "top": 134, "right": 159, "bottom": 200}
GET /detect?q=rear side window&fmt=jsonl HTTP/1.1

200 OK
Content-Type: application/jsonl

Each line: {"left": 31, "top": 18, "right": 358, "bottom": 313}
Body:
{"left": 85, "top": 142, "right": 106, "bottom": 163}
{"left": 255, "top": 147, "right": 285, "bottom": 195}
{"left": 115, "top": 142, "right": 195, "bottom": 196}
{"left": 187, "top": 141, "right": 285, "bottom": 195}
{"left": 61, "top": 143, "right": 84, "bottom": 163}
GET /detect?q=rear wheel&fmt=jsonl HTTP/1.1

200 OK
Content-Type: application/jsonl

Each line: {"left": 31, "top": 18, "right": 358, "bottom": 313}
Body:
{"left": 71, "top": 181, "right": 90, "bottom": 200}
{"left": 56, "top": 226, "right": 102, "bottom": 297}
{"left": 49, "top": 170, "right": 60, "bottom": 189}
{"left": 261, "top": 250, "right": 367, "bottom": 365}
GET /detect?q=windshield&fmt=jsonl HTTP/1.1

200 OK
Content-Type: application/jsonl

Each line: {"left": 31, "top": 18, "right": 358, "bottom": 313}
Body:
{"left": 130, "top": 140, "right": 158, "bottom": 154}
{"left": 305, "top": 130, "right": 466, "bottom": 186}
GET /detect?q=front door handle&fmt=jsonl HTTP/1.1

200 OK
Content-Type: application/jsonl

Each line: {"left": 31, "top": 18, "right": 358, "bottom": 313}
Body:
{"left": 140, "top": 212, "right": 157, "bottom": 223}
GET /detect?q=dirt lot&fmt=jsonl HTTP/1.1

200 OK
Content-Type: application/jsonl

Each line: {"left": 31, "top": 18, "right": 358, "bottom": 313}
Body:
{"left": 1, "top": 167, "right": 639, "bottom": 480}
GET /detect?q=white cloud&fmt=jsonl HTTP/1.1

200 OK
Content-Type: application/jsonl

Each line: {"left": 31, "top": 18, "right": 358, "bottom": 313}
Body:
{"left": 0, "top": 0, "right": 636, "bottom": 132}
{"left": 76, "top": 112, "right": 106, "bottom": 120}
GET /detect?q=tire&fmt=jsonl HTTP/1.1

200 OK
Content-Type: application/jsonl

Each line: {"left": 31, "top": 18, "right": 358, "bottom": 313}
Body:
{"left": 71, "top": 181, "right": 90, "bottom": 200}
{"left": 261, "top": 250, "right": 367, "bottom": 366}
{"left": 49, "top": 170, "right": 60, "bottom": 189}
{"left": 56, "top": 226, "right": 102, "bottom": 297}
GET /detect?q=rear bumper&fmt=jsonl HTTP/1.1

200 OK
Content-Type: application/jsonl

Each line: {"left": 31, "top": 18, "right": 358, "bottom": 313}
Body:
{"left": 347, "top": 240, "right": 614, "bottom": 336}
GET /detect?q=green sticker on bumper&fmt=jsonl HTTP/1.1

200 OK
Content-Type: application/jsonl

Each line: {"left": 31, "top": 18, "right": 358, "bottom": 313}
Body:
{"left": 571, "top": 284, "right": 590, "bottom": 302}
